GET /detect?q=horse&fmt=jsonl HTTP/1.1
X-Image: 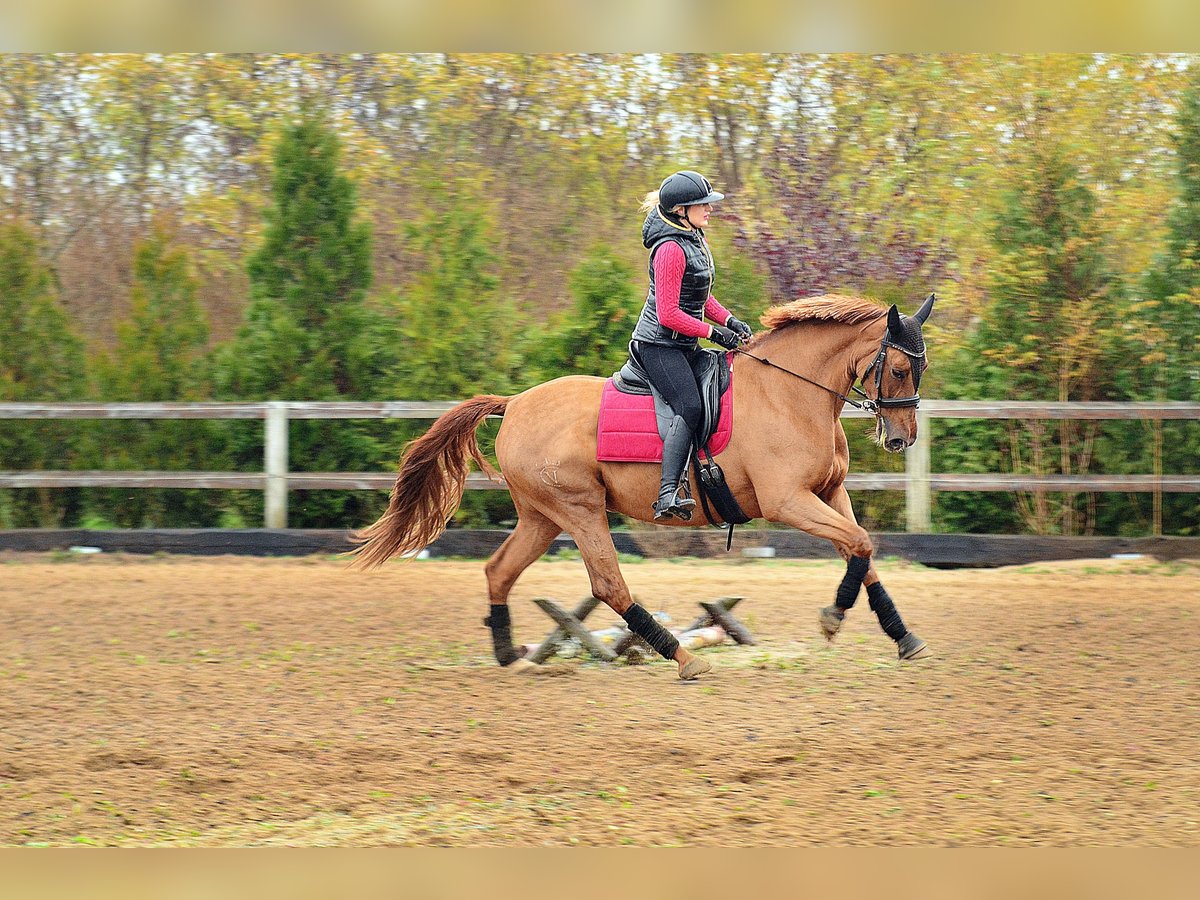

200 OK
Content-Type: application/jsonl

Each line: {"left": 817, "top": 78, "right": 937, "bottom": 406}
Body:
{"left": 350, "top": 292, "right": 936, "bottom": 678}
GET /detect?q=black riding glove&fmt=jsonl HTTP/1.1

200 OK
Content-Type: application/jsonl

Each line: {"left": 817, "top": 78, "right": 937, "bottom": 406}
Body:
{"left": 727, "top": 315, "right": 753, "bottom": 341}
{"left": 709, "top": 324, "right": 742, "bottom": 350}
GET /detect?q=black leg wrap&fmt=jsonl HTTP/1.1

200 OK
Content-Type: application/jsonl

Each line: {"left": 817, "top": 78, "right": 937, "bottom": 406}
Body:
{"left": 866, "top": 582, "right": 908, "bottom": 642}
{"left": 483, "top": 605, "right": 520, "bottom": 667}
{"left": 621, "top": 603, "right": 680, "bottom": 661}
{"left": 835, "top": 555, "right": 871, "bottom": 609}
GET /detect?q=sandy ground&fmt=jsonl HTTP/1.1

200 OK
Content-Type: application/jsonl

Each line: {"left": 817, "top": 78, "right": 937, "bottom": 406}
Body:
{"left": 1, "top": 551, "right": 1199, "bottom": 847}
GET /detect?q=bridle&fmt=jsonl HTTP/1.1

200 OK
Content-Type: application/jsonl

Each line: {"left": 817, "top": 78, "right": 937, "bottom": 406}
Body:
{"left": 734, "top": 335, "right": 924, "bottom": 416}
{"left": 862, "top": 333, "right": 925, "bottom": 411}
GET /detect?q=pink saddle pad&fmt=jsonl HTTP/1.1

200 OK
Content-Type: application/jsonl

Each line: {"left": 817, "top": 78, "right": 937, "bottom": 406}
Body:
{"left": 596, "top": 356, "right": 734, "bottom": 462}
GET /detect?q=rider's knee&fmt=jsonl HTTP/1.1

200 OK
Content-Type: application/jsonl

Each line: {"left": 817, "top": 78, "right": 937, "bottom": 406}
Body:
{"left": 677, "top": 401, "right": 702, "bottom": 433}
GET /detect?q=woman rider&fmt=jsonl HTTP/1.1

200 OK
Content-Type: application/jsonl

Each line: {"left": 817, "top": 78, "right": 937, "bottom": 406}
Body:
{"left": 631, "top": 170, "right": 753, "bottom": 520}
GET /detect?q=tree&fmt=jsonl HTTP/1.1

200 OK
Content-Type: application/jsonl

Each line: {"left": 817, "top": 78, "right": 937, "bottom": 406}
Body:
{"left": 939, "top": 136, "right": 1126, "bottom": 535}
{"left": 525, "top": 245, "right": 641, "bottom": 381}
{"left": 88, "top": 227, "right": 222, "bottom": 527}
{"left": 1137, "top": 71, "right": 1200, "bottom": 535}
{"left": 95, "top": 227, "right": 209, "bottom": 400}
{"left": 389, "top": 181, "right": 522, "bottom": 399}
{"left": 729, "top": 106, "right": 950, "bottom": 303}
{"left": 383, "top": 182, "right": 525, "bottom": 528}
{"left": 0, "top": 222, "right": 87, "bottom": 526}
{"left": 213, "top": 114, "right": 398, "bottom": 528}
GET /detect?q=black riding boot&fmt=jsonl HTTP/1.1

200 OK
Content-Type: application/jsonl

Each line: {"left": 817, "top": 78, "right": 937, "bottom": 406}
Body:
{"left": 653, "top": 415, "right": 696, "bottom": 521}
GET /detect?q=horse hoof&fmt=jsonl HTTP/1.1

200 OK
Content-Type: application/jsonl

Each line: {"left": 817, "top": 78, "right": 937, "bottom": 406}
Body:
{"left": 679, "top": 657, "right": 712, "bottom": 680}
{"left": 897, "top": 633, "right": 930, "bottom": 661}
{"left": 505, "top": 658, "right": 539, "bottom": 674}
{"left": 818, "top": 605, "right": 845, "bottom": 640}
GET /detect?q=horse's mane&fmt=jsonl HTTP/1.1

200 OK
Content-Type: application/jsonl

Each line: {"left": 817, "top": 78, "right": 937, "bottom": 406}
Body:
{"left": 760, "top": 294, "right": 887, "bottom": 332}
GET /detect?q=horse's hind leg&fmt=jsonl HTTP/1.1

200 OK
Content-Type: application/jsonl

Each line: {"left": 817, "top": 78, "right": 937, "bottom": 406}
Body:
{"left": 483, "top": 504, "right": 561, "bottom": 666}
{"left": 561, "top": 504, "right": 711, "bottom": 680}
{"left": 818, "top": 485, "right": 929, "bottom": 660}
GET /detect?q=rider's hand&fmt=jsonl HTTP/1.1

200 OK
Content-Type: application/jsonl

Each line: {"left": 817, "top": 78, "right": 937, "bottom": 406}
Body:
{"left": 727, "top": 316, "right": 753, "bottom": 342}
{"left": 709, "top": 324, "right": 742, "bottom": 351}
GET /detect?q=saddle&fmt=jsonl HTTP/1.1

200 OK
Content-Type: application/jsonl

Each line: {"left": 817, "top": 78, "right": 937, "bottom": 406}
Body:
{"left": 604, "top": 345, "right": 750, "bottom": 546}
{"left": 613, "top": 344, "right": 731, "bottom": 449}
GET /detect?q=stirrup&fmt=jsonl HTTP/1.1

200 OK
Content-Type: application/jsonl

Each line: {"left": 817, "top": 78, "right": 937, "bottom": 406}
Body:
{"left": 657, "top": 504, "right": 693, "bottom": 522}
{"left": 672, "top": 496, "right": 696, "bottom": 517}
{"left": 672, "top": 481, "right": 696, "bottom": 519}
{"left": 653, "top": 485, "right": 694, "bottom": 522}
{"left": 653, "top": 492, "right": 679, "bottom": 520}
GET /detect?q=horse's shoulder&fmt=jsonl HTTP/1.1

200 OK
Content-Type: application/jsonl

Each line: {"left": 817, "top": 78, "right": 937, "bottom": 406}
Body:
{"left": 833, "top": 422, "right": 850, "bottom": 455}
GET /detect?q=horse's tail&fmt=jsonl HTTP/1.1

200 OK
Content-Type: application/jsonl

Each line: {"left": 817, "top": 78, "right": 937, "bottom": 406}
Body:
{"left": 348, "top": 395, "right": 509, "bottom": 570}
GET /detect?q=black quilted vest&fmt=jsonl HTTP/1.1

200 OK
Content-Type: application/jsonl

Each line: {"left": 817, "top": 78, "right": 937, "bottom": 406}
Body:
{"left": 631, "top": 208, "right": 715, "bottom": 348}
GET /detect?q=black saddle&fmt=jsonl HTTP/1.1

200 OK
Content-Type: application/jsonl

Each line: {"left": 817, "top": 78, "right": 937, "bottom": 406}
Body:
{"left": 613, "top": 343, "right": 731, "bottom": 451}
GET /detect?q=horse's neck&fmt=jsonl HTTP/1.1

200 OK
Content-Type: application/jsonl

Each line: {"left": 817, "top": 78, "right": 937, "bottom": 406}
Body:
{"left": 754, "top": 321, "right": 882, "bottom": 401}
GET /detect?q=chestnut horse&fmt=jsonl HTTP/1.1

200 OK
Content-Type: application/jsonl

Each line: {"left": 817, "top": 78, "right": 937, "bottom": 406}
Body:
{"left": 351, "top": 293, "right": 936, "bottom": 678}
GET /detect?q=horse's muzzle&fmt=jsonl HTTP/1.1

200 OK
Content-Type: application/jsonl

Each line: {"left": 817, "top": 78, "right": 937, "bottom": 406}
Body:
{"left": 884, "top": 437, "right": 910, "bottom": 453}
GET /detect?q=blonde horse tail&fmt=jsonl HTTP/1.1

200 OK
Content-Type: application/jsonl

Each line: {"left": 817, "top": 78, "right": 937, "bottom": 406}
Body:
{"left": 348, "top": 395, "right": 509, "bottom": 570}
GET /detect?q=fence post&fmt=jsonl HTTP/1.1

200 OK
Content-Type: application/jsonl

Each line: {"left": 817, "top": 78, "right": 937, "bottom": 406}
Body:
{"left": 906, "top": 407, "right": 931, "bottom": 532}
{"left": 264, "top": 402, "right": 288, "bottom": 529}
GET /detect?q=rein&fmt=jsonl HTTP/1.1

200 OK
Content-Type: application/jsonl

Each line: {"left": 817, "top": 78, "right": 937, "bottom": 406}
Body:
{"left": 733, "top": 342, "right": 922, "bottom": 415}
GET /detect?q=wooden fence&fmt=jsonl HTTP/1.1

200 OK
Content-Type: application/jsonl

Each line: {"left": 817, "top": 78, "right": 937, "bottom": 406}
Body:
{"left": 1, "top": 400, "right": 1197, "bottom": 530}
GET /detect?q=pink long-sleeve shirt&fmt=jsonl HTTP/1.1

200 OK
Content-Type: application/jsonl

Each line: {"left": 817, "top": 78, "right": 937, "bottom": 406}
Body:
{"left": 653, "top": 241, "right": 732, "bottom": 339}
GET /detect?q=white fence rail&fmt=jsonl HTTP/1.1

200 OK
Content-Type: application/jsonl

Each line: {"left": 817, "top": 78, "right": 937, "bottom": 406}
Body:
{"left": 2, "top": 400, "right": 1198, "bottom": 530}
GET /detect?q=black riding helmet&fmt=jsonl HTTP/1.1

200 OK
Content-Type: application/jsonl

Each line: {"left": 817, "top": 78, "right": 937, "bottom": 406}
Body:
{"left": 658, "top": 170, "right": 724, "bottom": 211}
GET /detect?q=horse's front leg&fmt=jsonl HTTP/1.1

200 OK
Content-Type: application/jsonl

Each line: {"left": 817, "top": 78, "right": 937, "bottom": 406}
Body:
{"left": 818, "top": 485, "right": 929, "bottom": 660}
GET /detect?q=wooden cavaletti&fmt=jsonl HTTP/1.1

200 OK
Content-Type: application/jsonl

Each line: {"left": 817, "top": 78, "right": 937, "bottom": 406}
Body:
{"left": 522, "top": 596, "right": 753, "bottom": 664}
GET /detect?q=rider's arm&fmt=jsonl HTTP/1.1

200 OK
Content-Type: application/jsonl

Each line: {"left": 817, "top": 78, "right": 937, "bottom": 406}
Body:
{"left": 653, "top": 242, "right": 717, "bottom": 339}
{"left": 704, "top": 295, "right": 733, "bottom": 327}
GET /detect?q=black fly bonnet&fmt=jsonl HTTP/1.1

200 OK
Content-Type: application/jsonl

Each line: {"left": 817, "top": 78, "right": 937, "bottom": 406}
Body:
{"left": 862, "top": 292, "right": 935, "bottom": 410}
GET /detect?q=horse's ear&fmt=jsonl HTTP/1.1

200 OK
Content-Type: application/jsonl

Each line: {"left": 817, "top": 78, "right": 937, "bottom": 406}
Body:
{"left": 887, "top": 304, "right": 903, "bottom": 333}
{"left": 913, "top": 292, "right": 936, "bottom": 324}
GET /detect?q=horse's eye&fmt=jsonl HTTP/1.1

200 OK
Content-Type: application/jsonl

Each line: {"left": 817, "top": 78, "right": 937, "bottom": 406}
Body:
{"left": 891, "top": 368, "right": 907, "bottom": 380}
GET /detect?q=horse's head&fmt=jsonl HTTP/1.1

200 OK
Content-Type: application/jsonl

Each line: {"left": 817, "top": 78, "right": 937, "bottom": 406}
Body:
{"left": 868, "top": 293, "right": 934, "bottom": 453}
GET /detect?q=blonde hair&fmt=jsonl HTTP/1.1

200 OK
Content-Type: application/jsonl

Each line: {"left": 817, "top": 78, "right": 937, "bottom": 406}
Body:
{"left": 639, "top": 190, "right": 661, "bottom": 215}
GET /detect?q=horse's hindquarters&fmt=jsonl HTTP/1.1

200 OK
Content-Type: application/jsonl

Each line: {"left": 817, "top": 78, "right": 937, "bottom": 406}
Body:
{"left": 495, "top": 377, "right": 608, "bottom": 509}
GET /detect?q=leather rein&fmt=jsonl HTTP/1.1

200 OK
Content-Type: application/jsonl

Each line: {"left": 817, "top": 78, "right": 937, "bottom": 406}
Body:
{"left": 733, "top": 337, "right": 924, "bottom": 415}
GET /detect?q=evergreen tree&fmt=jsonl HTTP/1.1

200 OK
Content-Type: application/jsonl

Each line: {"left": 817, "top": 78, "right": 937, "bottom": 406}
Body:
{"left": 95, "top": 228, "right": 210, "bottom": 400}
{"left": 1137, "top": 73, "right": 1200, "bottom": 534}
{"left": 526, "top": 245, "right": 641, "bottom": 380}
{"left": 0, "top": 222, "right": 87, "bottom": 526}
{"left": 1142, "top": 75, "right": 1200, "bottom": 386}
{"left": 937, "top": 139, "right": 1128, "bottom": 535}
{"left": 88, "top": 228, "right": 223, "bottom": 527}
{"left": 385, "top": 182, "right": 524, "bottom": 528}
{"left": 213, "top": 114, "right": 399, "bottom": 528}
{"left": 0, "top": 224, "right": 87, "bottom": 401}
{"left": 229, "top": 115, "right": 380, "bottom": 397}
{"left": 390, "top": 183, "right": 521, "bottom": 399}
